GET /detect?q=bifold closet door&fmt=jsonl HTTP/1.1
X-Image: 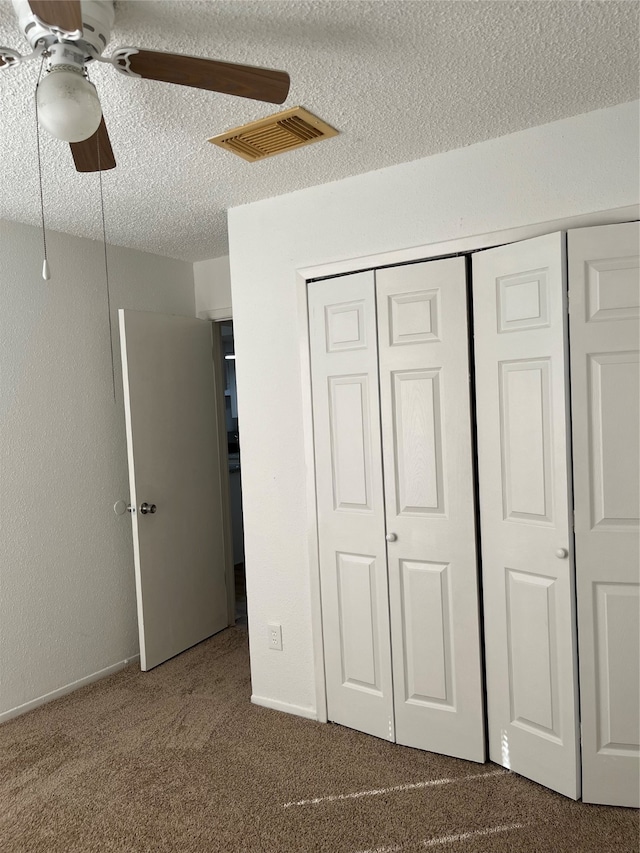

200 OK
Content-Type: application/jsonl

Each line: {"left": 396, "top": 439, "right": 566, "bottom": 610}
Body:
{"left": 568, "top": 222, "right": 640, "bottom": 807}
{"left": 376, "top": 258, "right": 485, "bottom": 762}
{"left": 473, "top": 232, "right": 580, "bottom": 799}
{"left": 308, "top": 272, "right": 395, "bottom": 741}
{"left": 308, "top": 260, "right": 485, "bottom": 763}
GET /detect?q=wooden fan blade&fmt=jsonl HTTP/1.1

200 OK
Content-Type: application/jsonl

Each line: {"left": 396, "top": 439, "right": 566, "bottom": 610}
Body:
{"left": 117, "top": 48, "right": 290, "bottom": 104}
{"left": 70, "top": 117, "right": 116, "bottom": 172}
{"left": 28, "top": 1, "right": 83, "bottom": 35}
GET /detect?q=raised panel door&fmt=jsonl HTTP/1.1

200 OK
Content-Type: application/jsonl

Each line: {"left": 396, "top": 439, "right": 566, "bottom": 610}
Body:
{"left": 568, "top": 221, "right": 640, "bottom": 807}
{"left": 377, "top": 257, "right": 485, "bottom": 762}
{"left": 472, "top": 233, "right": 580, "bottom": 799}
{"left": 308, "top": 272, "right": 394, "bottom": 740}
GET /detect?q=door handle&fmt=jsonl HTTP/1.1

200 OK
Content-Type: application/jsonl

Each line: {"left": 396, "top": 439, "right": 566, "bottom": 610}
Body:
{"left": 555, "top": 548, "right": 568, "bottom": 559}
{"left": 385, "top": 532, "right": 397, "bottom": 542}
{"left": 140, "top": 502, "right": 157, "bottom": 515}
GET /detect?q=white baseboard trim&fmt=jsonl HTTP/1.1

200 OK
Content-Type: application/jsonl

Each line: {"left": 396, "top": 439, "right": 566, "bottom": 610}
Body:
{"left": 251, "top": 694, "right": 319, "bottom": 721}
{"left": 0, "top": 655, "right": 140, "bottom": 724}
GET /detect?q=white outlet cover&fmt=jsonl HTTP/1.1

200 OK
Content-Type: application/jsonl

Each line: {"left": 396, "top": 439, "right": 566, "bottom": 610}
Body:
{"left": 267, "top": 622, "right": 282, "bottom": 651}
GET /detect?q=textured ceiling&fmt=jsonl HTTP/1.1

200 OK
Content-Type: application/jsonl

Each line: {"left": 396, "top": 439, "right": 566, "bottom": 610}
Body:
{"left": 0, "top": 0, "right": 638, "bottom": 261}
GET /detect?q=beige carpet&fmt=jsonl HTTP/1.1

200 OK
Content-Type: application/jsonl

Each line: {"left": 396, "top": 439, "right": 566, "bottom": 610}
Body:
{"left": 0, "top": 626, "right": 637, "bottom": 852}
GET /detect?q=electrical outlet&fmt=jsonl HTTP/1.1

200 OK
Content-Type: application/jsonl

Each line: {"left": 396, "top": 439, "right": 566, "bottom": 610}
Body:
{"left": 267, "top": 622, "right": 282, "bottom": 651}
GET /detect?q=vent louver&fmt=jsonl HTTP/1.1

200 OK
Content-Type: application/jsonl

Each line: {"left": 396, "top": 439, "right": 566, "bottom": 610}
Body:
{"left": 209, "top": 106, "right": 338, "bottom": 162}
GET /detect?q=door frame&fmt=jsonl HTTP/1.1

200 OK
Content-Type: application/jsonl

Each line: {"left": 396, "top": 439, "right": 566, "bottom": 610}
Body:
{"left": 295, "top": 204, "right": 638, "bottom": 724}
{"left": 210, "top": 318, "right": 237, "bottom": 626}
{"left": 196, "top": 309, "right": 237, "bottom": 626}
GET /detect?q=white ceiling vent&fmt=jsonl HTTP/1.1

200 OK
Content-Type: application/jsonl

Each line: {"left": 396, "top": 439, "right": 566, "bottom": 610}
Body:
{"left": 208, "top": 106, "right": 338, "bottom": 162}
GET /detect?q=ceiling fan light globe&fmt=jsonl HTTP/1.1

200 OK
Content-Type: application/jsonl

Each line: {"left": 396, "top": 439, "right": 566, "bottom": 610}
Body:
{"left": 36, "top": 70, "right": 102, "bottom": 143}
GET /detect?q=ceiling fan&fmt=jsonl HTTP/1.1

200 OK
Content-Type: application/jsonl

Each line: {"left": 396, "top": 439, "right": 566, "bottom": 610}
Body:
{"left": 0, "top": 0, "right": 291, "bottom": 172}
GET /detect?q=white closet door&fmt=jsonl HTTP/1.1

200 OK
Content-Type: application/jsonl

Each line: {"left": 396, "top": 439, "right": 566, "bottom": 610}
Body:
{"left": 376, "top": 258, "right": 485, "bottom": 762}
{"left": 473, "top": 233, "right": 580, "bottom": 799}
{"left": 308, "top": 272, "right": 394, "bottom": 741}
{"left": 568, "top": 221, "right": 640, "bottom": 807}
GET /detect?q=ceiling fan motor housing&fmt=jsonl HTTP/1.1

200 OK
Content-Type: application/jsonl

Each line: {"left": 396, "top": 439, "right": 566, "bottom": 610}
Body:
{"left": 44, "top": 40, "right": 89, "bottom": 72}
{"left": 12, "top": 0, "right": 114, "bottom": 58}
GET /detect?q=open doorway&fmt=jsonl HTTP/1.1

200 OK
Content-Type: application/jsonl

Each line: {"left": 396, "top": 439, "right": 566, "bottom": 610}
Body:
{"left": 218, "top": 321, "right": 246, "bottom": 625}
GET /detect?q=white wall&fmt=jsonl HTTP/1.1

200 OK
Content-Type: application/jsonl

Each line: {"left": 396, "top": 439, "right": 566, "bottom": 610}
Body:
{"left": 194, "top": 255, "right": 232, "bottom": 319}
{"left": 0, "top": 219, "right": 195, "bottom": 719}
{"left": 228, "top": 100, "right": 640, "bottom": 718}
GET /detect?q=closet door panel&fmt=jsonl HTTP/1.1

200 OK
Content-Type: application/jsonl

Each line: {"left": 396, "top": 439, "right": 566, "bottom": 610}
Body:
{"left": 568, "top": 221, "right": 640, "bottom": 807}
{"left": 473, "top": 233, "right": 580, "bottom": 799}
{"left": 308, "top": 272, "right": 394, "bottom": 741}
{"left": 377, "top": 258, "right": 485, "bottom": 762}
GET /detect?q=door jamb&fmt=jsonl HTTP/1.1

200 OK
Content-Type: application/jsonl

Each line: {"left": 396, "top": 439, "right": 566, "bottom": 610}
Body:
{"left": 211, "top": 318, "right": 237, "bottom": 626}
{"left": 295, "top": 204, "right": 638, "bottom": 727}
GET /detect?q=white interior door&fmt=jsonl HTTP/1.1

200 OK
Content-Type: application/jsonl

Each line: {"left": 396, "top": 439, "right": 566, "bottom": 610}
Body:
{"left": 472, "top": 233, "right": 580, "bottom": 799}
{"left": 119, "top": 309, "right": 229, "bottom": 671}
{"left": 308, "top": 272, "right": 394, "bottom": 741}
{"left": 376, "top": 258, "right": 485, "bottom": 762}
{"left": 568, "top": 221, "right": 640, "bottom": 807}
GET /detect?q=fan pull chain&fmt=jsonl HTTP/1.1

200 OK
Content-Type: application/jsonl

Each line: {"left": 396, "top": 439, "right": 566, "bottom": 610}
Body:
{"left": 97, "top": 131, "right": 117, "bottom": 402}
{"left": 34, "top": 56, "right": 50, "bottom": 280}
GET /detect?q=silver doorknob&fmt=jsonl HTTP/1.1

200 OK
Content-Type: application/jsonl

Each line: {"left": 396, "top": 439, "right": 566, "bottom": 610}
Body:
{"left": 140, "top": 502, "right": 157, "bottom": 515}
{"left": 385, "top": 533, "right": 397, "bottom": 542}
{"left": 555, "top": 548, "right": 568, "bottom": 559}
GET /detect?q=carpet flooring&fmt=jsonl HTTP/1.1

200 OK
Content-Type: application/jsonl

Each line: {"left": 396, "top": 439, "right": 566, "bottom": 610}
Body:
{"left": 0, "top": 626, "right": 637, "bottom": 852}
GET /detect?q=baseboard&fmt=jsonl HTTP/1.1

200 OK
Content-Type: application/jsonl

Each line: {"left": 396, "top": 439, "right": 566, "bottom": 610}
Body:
{"left": 0, "top": 654, "right": 140, "bottom": 724}
{"left": 251, "top": 694, "right": 319, "bottom": 721}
